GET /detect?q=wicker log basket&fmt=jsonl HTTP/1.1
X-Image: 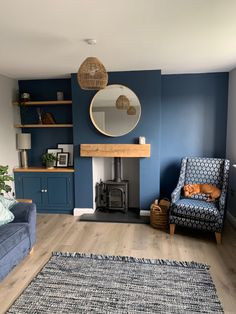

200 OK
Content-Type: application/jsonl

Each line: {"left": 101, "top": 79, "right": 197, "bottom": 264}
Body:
{"left": 150, "top": 198, "right": 170, "bottom": 229}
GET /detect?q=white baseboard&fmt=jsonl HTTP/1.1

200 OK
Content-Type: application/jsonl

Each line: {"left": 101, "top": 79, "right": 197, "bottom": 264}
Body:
{"left": 140, "top": 210, "right": 150, "bottom": 217}
{"left": 227, "top": 211, "right": 236, "bottom": 228}
{"left": 73, "top": 208, "right": 95, "bottom": 216}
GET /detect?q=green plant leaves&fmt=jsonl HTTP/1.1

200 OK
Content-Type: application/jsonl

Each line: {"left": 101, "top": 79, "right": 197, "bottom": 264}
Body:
{"left": 0, "top": 165, "right": 14, "bottom": 194}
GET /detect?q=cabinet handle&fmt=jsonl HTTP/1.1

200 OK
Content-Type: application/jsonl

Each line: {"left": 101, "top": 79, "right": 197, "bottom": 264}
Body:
{"left": 41, "top": 189, "right": 44, "bottom": 193}
{"left": 44, "top": 189, "right": 48, "bottom": 193}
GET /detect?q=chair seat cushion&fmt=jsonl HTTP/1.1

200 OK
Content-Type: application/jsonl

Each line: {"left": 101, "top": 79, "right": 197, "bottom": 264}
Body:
{"left": 171, "top": 198, "right": 220, "bottom": 222}
{"left": 186, "top": 193, "right": 209, "bottom": 201}
{"left": 0, "top": 223, "right": 29, "bottom": 259}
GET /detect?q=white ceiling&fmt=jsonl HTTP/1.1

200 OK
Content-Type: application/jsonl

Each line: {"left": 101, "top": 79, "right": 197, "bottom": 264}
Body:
{"left": 0, "top": 0, "right": 236, "bottom": 79}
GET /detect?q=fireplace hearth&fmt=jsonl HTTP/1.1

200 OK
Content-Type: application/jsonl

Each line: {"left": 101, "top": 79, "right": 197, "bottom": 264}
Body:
{"left": 95, "top": 157, "right": 129, "bottom": 212}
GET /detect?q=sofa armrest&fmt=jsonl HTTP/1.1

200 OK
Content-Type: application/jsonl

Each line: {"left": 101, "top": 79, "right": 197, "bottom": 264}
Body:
{"left": 11, "top": 202, "right": 36, "bottom": 223}
{"left": 10, "top": 202, "right": 36, "bottom": 247}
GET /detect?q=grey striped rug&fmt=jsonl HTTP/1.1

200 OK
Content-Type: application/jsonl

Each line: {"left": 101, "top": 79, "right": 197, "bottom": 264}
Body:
{"left": 8, "top": 252, "right": 223, "bottom": 313}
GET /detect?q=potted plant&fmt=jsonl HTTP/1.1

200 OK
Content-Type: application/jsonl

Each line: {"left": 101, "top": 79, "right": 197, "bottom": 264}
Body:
{"left": 42, "top": 153, "right": 57, "bottom": 169}
{"left": 0, "top": 165, "right": 14, "bottom": 195}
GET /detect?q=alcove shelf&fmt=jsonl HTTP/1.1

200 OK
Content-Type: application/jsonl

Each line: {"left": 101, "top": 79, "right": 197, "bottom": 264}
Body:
{"left": 13, "top": 100, "right": 72, "bottom": 106}
{"left": 14, "top": 124, "right": 73, "bottom": 128}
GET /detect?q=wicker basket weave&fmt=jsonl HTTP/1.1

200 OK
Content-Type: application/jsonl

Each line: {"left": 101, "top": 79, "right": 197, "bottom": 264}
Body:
{"left": 116, "top": 95, "right": 130, "bottom": 110}
{"left": 150, "top": 198, "right": 170, "bottom": 229}
{"left": 77, "top": 57, "right": 108, "bottom": 90}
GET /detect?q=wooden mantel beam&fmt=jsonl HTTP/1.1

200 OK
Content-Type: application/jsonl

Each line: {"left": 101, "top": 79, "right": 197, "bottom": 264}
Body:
{"left": 80, "top": 144, "right": 151, "bottom": 158}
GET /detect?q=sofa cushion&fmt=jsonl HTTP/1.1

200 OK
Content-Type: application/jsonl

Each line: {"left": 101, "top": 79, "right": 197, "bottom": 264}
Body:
{"left": 171, "top": 198, "right": 220, "bottom": 222}
{"left": 0, "top": 195, "right": 17, "bottom": 210}
{"left": 0, "top": 202, "right": 14, "bottom": 226}
{"left": 0, "top": 223, "right": 29, "bottom": 259}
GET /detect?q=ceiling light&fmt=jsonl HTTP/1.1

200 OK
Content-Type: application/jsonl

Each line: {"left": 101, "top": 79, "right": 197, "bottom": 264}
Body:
{"left": 77, "top": 39, "right": 108, "bottom": 90}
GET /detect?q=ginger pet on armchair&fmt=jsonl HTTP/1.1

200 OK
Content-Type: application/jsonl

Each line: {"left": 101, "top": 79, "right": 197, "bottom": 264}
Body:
{"left": 183, "top": 184, "right": 221, "bottom": 202}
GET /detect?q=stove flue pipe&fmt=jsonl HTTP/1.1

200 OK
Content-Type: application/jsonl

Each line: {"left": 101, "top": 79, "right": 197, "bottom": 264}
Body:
{"left": 114, "top": 157, "right": 122, "bottom": 182}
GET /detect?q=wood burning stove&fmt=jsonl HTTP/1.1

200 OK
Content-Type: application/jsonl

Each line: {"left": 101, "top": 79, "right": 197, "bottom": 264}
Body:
{"left": 106, "top": 180, "right": 128, "bottom": 211}
{"left": 95, "top": 157, "right": 129, "bottom": 212}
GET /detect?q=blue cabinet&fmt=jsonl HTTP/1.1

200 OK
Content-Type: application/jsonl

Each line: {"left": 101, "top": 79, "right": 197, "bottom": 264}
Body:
{"left": 14, "top": 171, "right": 74, "bottom": 214}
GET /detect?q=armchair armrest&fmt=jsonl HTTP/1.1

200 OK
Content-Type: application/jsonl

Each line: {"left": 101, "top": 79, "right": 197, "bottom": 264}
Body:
{"left": 171, "top": 157, "right": 188, "bottom": 204}
{"left": 219, "top": 192, "right": 226, "bottom": 215}
{"left": 10, "top": 202, "right": 36, "bottom": 247}
{"left": 171, "top": 185, "right": 182, "bottom": 203}
{"left": 219, "top": 159, "right": 230, "bottom": 216}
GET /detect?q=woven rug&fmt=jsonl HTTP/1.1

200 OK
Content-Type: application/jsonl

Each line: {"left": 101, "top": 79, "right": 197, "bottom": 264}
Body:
{"left": 8, "top": 252, "right": 223, "bottom": 313}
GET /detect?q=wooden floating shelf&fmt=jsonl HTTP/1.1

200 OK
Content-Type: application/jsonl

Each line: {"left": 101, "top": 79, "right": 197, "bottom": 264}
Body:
{"left": 15, "top": 124, "right": 73, "bottom": 128}
{"left": 80, "top": 144, "right": 151, "bottom": 158}
{"left": 14, "top": 167, "right": 75, "bottom": 173}
{"left": 13, "top": 100, "right": 72, "bottom": 106}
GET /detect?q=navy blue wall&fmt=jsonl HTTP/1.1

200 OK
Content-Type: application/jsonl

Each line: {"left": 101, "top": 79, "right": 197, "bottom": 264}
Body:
{"left": 19, "top": 79, "right": 71, "bottom": 101}
{"left": 19, "top": 79, "right": 73, "bottom": 165}
{"left": 160, "top": 73, "right": 228, "bottom": 197}
{"left": 18, "top": 72, "right": 229, "bottom": 210}
{"left": 71, "top": 70, "right": 162, "bottom": 210}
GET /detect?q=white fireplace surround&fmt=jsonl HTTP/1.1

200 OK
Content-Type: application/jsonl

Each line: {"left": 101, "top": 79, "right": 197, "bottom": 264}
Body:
{"left": 74, "top": 143, "right": 151, "bottom": 216}
{"left": 92, "top": 157, "right": 139, "bottom": 210}
{"left": 74, "top": 157, "right": 140, "bottom": 216}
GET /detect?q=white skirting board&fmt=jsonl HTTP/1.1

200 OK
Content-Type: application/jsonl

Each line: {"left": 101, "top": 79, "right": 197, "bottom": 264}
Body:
{"left": 227, "top": 211, "right": 236, "bottom": 228}
{"left": 73, "top": 208, "right": 95, "bottom": 216}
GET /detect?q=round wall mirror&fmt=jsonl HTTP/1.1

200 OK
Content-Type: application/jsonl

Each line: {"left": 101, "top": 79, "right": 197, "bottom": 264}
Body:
{"left": 90, "top": 84, "right": 141, "bottom": 137}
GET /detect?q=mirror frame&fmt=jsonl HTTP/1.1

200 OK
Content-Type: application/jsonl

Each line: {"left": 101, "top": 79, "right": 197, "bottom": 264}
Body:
{"left": 89, "top": 84, "right": 141, "bottom": 137}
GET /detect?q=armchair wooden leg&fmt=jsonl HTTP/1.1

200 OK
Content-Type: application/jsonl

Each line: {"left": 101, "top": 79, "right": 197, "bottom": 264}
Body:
{"left": 215, "top": 232, "right": 222, "bottom": 245}
{"left": 30, "top": 247, "right": 34, "bottom": 255}
{"left": 170, "top": 224, "right": 176, "bottom": 236}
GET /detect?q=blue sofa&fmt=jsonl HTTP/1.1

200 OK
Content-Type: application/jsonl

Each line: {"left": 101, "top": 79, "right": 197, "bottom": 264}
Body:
{"left": 0, "top": 202, "right": 36, "bottom": 281}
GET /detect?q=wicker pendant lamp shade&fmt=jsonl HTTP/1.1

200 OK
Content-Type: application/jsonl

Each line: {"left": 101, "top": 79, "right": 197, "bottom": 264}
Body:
{"left": 127, "top": 106, "right": 136, "bottom": 115}
{"left": 116, "top": 95, "right": 130, "bottom": 110}
{"left": 77, "top": 57, "right": 108, "bottom": 90}
{"left": 77, "top": 39, "right": 108, "bottom": 90}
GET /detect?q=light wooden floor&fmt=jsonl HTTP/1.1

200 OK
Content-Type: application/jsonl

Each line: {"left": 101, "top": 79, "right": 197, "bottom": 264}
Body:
{"left": 0, "top": 214, "right": 236, "bottom": 314}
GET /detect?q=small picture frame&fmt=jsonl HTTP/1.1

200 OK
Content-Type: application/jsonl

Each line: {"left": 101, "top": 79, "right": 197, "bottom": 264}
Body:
{"left": 47, "top": 148, "right": 63, "bottom": 166}
{"left": 57, "top": 144, "right": 74, "bottom": 166}
{"left": 56, "top": 152, "right": 69, "bottom": 167}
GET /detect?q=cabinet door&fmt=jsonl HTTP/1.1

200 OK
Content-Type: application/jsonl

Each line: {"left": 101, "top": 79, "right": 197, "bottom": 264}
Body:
{"left": 15, "top": 174, "right": 44, "bottom": 208}
{"left": 42, "top": 174, "right": 73, "bottom": 211}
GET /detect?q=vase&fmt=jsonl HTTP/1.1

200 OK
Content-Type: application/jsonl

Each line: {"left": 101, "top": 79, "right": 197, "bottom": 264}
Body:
{"left": 46, "top": 161, "right": 54, "bottom": 169}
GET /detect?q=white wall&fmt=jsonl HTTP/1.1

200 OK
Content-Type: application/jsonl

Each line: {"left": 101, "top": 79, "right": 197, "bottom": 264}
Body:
{"left": 226, "top": 68, "right": 236, "bottom": 219}
{"left": 0, "top": 74, "right": 20, "bottom": 188}
{"left": 92, "top": 157, "right": 113, "bottom": 210}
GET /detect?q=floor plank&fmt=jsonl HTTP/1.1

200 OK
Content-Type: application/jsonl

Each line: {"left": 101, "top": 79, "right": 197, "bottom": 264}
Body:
{"left": 0, "top": 214, "right": 235, "bottom": 313}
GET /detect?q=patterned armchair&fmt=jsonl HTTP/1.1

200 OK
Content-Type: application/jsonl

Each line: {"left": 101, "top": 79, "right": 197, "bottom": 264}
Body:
{"left": 169, "top": 157, "right": 230, "bottom": 244}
